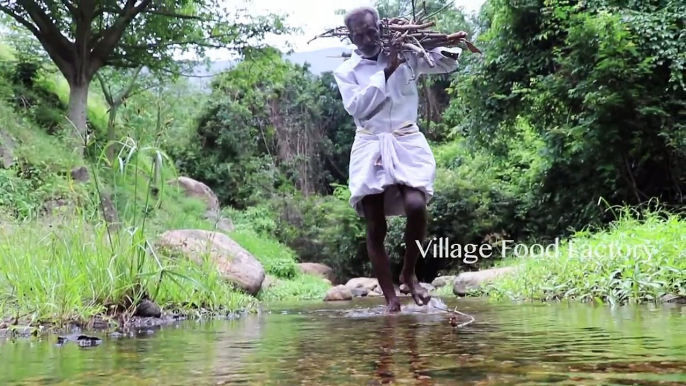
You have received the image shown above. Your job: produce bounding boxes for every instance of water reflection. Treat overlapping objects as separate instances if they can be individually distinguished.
[0,297,685,385]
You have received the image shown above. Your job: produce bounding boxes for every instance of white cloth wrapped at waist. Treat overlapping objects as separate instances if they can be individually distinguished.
[348,121,436,218]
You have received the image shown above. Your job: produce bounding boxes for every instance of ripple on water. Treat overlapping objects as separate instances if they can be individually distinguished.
[0,298,685,385]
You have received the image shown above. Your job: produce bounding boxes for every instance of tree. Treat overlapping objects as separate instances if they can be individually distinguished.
[0,0,288,155]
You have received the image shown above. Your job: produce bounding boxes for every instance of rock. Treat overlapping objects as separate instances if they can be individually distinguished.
[369,284,402,297]
[0,131,16,169]
[261,275,277,290]
[421,282,435,292]
[351,287,368,297]
[322,279,332,286]
[56,334,102,347]
[662,294,686,304]
[204,210,235,232]
[167,176,220,215]
[399,282,435,294]
[215,217,235,232]
[367,287,383,298]
[345,277,379,292]
[135,299,161,318]
[70,166,89,182]
[158,229,265,295]
[324,285,353,301]
[431,275,455,288]
[453,266,517,296]
[297,262,336,283]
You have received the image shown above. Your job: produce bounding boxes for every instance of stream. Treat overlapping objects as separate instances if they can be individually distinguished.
[1,297,685,385]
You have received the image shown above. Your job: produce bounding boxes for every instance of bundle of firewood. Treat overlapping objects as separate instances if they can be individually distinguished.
[310,7,481,69]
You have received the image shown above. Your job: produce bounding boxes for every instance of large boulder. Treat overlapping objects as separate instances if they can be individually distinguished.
[167,176,235,232]
[324,285,353,301]
[453,266,517,296]
[297,263,336,283]
[167,176,220,215]
[345,277,379,292]
[158,229,265,295]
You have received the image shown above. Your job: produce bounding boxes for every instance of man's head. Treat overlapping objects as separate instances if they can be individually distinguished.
[344,6,382,58]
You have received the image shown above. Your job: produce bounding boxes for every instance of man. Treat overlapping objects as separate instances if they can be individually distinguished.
[333,6,466,314]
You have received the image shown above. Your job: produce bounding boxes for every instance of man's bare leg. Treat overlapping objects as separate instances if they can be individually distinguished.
[398,185,431,306]
[361,192,401,313]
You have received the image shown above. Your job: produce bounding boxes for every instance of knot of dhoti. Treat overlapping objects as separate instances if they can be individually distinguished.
[355,122,419,182]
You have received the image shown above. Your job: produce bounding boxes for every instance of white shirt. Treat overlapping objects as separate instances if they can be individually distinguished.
[333,46,461,134]
[333,46,462,217]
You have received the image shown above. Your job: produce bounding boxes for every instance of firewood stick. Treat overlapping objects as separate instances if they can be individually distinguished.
[388,21,435,31]
[410,36,435,67]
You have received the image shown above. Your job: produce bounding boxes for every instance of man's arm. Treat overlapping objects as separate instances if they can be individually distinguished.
[333,68,388,119]
[408,46,462,76]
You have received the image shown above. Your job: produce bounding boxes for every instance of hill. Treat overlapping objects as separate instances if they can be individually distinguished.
[188,47,352,88]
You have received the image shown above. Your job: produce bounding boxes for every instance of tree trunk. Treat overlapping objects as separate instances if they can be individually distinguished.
[67,80,90,156]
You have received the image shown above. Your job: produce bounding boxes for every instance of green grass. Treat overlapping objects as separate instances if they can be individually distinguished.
[479,206,686,305]
[258,273,332,302]
[0,215,257,329]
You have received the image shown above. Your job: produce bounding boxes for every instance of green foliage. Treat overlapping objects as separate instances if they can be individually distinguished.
[0,1,289,73]
[445,0,686,240]
[257,273,332,302]
[480,207,686,305]
[228,229,299,280]
[263,186,369,282]
[170,48,352,209]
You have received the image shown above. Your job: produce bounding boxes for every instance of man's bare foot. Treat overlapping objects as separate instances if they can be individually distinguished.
[385,298,402,314]
[399,273,431,306]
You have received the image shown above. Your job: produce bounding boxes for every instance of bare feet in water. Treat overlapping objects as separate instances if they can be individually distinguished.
[399,273,431,306]
[385,298,402,314]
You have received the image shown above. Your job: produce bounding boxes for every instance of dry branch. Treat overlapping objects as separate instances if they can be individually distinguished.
[308,14,482,62]
[449,306,475,328]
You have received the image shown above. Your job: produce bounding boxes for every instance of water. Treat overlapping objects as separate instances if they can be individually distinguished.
[1,297,685,385]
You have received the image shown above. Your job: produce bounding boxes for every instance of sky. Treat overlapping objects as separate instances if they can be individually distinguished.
[194,0,486,61]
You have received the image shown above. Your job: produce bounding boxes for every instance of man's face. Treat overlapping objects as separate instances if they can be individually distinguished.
[348,13,381,58]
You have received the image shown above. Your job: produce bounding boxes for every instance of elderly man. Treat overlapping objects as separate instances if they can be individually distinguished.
[333,6,465,313]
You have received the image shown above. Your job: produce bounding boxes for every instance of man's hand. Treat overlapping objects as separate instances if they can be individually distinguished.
[384,34,406,80]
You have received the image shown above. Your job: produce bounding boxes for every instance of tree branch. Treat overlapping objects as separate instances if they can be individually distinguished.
[114,65,143,104]
[16,0,72,50]
[0,5,40,36]
[88,0,152,77]
[95,71,114,105]
[141,9,203,19]
[59,0,76,14]
[104,58,142,69]
[1,3,75,76]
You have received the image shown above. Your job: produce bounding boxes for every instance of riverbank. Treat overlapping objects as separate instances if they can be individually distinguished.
[449,207,686,306]
[0,211,332,337]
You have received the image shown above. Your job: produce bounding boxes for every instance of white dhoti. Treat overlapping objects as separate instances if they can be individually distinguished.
[348,122,436,217]
[332,45,461,218]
